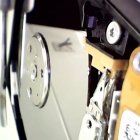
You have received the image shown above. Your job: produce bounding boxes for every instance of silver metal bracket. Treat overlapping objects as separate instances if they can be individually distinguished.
[79,114,106,140]
[79,70,109,140]
[79,70,118,140]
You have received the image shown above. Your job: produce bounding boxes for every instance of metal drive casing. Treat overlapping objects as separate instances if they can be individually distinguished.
[19,24,88,140]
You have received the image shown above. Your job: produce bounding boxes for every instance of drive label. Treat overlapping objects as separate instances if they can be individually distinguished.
[118,110,140,140]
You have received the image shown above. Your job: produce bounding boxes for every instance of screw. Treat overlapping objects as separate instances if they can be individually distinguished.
[106,21,121,45]
[133,52,140,73]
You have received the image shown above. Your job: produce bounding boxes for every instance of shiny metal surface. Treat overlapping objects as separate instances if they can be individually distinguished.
[79,69,118,140]
[20,33,50,108]
[79,71,109,140]
[19,24,88,140]
[79,114,105,140]
[24,0,34,12]
[0,8,8,127]
[106,21,121,45]
[0,0,14,10]
[133,52,140,73]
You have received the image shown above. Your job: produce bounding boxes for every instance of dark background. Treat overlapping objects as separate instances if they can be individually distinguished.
[27,0,85,30]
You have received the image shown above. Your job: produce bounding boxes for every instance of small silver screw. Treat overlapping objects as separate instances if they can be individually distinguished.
[133,52,140,73]
[106,21,121,45]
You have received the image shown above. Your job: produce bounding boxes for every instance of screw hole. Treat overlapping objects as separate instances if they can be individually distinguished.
[100,87,102,91]
[41,69,43,78]
[27,88,32,98]
[30,45,32,53]
[86,120,92,129]
[95,101,98,106]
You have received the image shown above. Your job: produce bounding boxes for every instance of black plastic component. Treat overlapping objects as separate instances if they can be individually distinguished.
[83,1,103,29]
[83,0,139,58]
[102,30,138,57]
[27,0,83,30]
[87,55,100,106]
[107,0,140,40]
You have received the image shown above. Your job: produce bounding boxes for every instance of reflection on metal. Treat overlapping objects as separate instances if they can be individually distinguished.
[23,0,35,13]
[20,33,51,108]
[133,52,140,73]
[108,91,121,140]
[0,0,10,126]
[0,90,6,127]
[79,69,119,140]
[79,70,109,140]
